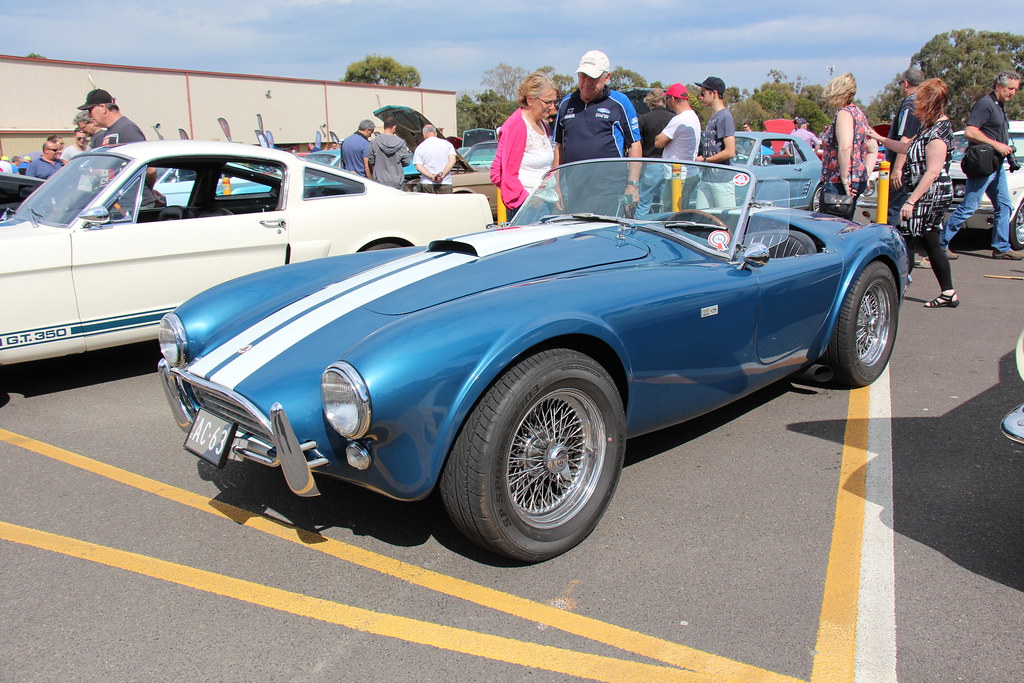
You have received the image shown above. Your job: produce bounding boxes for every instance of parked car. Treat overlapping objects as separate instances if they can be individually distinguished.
[0,140,490,366]
[460,140,498,170]
[0,171,43,215]
[732,132,823,209]
[856,121,1024,250]
[373,105,498,217]
[158,157,907,562]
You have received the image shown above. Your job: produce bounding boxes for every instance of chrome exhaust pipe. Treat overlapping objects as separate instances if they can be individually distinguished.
[798,364,834,383]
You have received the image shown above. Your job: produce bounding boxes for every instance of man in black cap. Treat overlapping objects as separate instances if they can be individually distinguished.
[694,76,736,208]
[77,89,146,147]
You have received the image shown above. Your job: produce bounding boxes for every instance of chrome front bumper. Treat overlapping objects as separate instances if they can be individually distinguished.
[159,360,327,496]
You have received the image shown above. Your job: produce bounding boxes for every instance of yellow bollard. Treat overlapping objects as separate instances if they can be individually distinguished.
[671,164,682,212]
[221,176,232,196]
[875,160,890,224]
[495,188,507,224]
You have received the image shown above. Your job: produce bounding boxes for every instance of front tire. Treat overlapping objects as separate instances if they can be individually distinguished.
[440,349,625,562]
[826,262,899,387]
[1010,204,1024,251]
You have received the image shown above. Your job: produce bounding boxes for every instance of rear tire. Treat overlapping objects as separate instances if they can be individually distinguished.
[440,349,625,562]
[810,184,823,212]
[826,262,899,387]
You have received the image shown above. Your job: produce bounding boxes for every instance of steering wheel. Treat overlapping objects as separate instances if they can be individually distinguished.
[667,209,728,229]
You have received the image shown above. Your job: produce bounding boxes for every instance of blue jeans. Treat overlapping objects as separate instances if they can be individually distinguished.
[636,163,668,216]
[941,167,1013,252]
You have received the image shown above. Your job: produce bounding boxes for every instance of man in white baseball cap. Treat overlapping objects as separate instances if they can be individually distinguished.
[552,50,642,211]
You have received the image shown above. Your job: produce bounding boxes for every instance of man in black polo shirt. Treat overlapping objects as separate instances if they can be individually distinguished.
[941,70,1022,259]
[553,50,642,214]
[887,68,924,227]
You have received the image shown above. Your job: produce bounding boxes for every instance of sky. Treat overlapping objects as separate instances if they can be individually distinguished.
[3,1,1016,104]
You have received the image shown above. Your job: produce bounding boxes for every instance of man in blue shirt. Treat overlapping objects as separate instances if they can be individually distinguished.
[887,69,923,228]
[553,50,642,213]
[342,120,375,177]
[26,141,64,180]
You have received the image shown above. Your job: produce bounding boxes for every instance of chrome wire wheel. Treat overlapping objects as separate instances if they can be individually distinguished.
[856,281,891,367]
[506,388,606,529]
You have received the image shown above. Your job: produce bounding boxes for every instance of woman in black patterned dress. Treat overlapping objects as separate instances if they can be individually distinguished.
[868,78,958,308]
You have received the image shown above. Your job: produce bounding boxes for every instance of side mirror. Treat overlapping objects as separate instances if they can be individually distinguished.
[78,206,110,227]
[740,242,770,269]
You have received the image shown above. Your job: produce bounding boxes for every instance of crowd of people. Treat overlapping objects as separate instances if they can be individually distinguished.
[6,59,1020,310]
[486,52,1021,310]
[2,88,146,180]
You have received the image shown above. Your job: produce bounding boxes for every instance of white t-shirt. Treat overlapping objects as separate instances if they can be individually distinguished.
[517,113,554,194]
[413,136,456,184]
[661,110,701,161]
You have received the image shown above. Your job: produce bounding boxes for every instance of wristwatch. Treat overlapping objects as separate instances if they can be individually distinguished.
[626,180,639,187]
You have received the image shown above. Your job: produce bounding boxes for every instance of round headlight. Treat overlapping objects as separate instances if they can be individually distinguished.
[158,314,188,368]
[322,362,371,439]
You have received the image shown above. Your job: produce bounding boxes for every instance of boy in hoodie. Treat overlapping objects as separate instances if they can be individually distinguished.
[367,118,413,189]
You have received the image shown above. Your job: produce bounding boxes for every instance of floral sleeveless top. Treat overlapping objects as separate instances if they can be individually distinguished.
[821,104,872,183]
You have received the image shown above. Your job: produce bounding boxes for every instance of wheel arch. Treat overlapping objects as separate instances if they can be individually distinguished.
[431,327,631,491]
[810,251,905,364]
[357,237,413,252]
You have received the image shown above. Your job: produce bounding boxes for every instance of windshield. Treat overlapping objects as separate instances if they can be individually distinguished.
[508,158,764,253]
[13,154,130,226]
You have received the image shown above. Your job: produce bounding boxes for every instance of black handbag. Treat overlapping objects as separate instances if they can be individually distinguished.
[821,192,854,217]
[961,143,1000,178]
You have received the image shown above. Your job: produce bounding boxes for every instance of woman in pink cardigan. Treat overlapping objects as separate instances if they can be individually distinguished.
[490,73,558,218]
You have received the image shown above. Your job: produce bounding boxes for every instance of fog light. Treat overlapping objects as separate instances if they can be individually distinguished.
[346,442,371,470]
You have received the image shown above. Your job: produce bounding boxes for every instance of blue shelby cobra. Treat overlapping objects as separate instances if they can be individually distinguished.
[159,158,908,562]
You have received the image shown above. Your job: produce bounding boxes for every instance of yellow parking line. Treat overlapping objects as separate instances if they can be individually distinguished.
[810,386,870,682]
[0,428,799,683]
[0,521,700,683]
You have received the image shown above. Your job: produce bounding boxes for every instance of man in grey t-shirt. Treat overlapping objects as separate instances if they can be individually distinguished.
[694,76,736,208]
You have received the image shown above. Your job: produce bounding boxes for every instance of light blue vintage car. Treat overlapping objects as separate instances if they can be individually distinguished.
[732,132,823,209]
[159,157,907,561]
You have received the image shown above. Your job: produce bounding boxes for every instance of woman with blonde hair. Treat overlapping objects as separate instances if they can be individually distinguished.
[490,72,558,218]
[868,78,958,308]
[819,72,878,219]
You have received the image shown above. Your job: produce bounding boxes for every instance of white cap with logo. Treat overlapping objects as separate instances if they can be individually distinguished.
[576,50,610,78]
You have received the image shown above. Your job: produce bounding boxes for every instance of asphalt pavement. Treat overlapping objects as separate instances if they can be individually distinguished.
[0,229,1021,682]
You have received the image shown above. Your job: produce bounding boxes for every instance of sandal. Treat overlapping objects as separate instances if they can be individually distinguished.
[924,291,959,308]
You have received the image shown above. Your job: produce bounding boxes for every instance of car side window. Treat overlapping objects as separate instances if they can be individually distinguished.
[303,167,365,199]
[106,170,146,223]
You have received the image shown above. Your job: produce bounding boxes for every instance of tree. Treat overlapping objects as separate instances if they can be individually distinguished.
[608,67,647,91]
[456,90,518,133]
[481,63,528,101]
[343,55,421,88]
[914,29,1023,125]
[868,30,1024,128]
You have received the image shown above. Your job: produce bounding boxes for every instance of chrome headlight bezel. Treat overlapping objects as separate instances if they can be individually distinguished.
[158,314,189,368]
[321,362,371,439]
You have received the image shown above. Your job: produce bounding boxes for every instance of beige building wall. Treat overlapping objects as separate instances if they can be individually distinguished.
[0,55,456,159]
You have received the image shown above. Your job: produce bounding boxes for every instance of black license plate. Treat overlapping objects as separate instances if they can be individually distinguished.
[184,409,236,468]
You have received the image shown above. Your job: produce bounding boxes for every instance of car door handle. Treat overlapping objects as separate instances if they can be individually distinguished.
[260,219,286,229]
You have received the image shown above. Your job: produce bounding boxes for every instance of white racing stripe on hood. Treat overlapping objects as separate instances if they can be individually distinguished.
[450,222,606,257]
[189,251,437,379]
[209,252,477,389]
